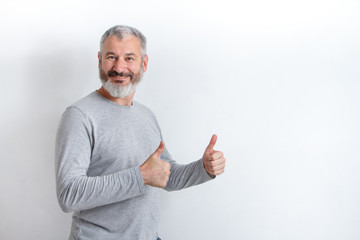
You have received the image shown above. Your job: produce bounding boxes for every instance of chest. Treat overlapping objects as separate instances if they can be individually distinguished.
[87,110,162,176]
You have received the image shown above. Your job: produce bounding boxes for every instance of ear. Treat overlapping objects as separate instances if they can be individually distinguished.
[98,52,101,68]
[142,55,149,73]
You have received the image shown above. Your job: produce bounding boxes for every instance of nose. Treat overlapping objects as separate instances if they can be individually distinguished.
[113,58,127,72]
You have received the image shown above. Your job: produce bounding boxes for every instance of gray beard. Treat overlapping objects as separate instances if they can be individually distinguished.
[98,61,144,98]
[100,79,137,98]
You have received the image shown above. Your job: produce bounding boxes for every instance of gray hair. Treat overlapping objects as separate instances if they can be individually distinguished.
[100,25,147,57]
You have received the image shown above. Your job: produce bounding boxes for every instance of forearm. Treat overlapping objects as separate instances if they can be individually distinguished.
[56,166,145,213]
[164,159,214,191]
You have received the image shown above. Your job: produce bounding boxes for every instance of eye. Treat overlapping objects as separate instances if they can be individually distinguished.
[107,55,116,60]
[126,57,135,61]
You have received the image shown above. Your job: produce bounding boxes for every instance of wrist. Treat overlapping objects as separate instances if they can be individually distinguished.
[202,158,215,179]
[139,164,149,185]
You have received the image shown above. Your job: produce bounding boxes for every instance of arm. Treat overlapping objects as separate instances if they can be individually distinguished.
[55,107,146,213]
[163,134,226,191]
[164,158,214,191]
[160,144,214,192]
[138,141,213,191]
[139,111,225,191]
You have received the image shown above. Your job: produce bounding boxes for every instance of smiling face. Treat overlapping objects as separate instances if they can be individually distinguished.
[98,35,148,98]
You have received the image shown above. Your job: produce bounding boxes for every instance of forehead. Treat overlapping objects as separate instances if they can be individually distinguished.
[102,35,142,54]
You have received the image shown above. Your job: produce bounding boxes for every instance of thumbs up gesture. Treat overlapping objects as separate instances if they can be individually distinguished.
[140,142,171,188]
[202,134,226,176]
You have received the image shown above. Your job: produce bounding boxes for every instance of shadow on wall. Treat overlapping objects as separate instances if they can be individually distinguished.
[2,39,96,239]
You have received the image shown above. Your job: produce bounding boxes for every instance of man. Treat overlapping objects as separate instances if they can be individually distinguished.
[55,25,226,240]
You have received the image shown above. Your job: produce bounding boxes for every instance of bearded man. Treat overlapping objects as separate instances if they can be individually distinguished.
[55,25,226,240]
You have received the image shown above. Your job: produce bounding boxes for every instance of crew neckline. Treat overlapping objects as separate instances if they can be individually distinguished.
[94,90,136,108]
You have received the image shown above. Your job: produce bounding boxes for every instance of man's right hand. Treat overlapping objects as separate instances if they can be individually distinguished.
[140,142,171,188]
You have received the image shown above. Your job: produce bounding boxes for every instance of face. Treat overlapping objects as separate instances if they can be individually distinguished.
[98,35,148,98]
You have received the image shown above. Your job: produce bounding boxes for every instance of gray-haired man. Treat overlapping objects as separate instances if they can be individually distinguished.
[55,25,226,240]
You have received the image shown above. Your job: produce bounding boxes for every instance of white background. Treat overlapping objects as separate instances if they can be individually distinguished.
[1,0,360,239]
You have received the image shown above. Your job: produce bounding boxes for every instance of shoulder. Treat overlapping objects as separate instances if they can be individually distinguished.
[71,91,103,112]
[58,91,102,124]
[62,91,112,119]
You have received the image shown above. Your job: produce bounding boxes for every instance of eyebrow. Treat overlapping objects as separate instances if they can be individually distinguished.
[105,51,116,56]
[104,52,137,57]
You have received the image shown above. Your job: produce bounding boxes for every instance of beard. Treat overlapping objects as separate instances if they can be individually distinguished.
[99,65,143,98]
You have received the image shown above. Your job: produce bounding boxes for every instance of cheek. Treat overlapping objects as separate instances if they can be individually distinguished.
[101,60,113,70]
[130,62,142,72]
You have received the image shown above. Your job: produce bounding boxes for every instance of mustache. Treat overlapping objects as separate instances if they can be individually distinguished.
[108,70,134,79]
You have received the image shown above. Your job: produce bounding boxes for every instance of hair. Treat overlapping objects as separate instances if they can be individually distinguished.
[100,25,147,57]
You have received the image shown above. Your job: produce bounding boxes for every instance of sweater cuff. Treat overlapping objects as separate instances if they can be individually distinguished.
[133,166,146,194]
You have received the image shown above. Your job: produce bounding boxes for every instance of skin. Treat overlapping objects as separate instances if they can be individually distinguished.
[97,35,226,188]
[140,142,171,188]
[202,134,226,176]
[97,35,148,106]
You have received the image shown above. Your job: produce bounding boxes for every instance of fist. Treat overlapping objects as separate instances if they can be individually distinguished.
[140,142,171,188]
[202,134,226,176]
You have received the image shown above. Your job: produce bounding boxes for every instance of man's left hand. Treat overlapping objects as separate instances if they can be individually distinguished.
[202,134,226,176]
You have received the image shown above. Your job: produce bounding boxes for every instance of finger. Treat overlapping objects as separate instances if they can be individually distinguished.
[210,151,223,161]
[207,157,226,167]
[211,162,226,171]
[154,141,165,157]
[213,169,225,176]
[207,164,225,175]
[206,134,217,151]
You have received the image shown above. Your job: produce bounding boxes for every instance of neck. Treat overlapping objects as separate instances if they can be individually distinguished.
[97,86,135,106]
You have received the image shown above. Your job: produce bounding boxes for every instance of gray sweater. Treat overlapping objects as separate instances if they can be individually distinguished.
[55,91,213,240]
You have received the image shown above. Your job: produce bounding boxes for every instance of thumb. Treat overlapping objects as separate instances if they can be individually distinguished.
[206,134,217,153]
[154,141,165,157]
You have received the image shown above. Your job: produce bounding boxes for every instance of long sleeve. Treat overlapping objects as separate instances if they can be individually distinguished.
[55,92,210,239]
[160,143,214,192]
[55,107,146,213]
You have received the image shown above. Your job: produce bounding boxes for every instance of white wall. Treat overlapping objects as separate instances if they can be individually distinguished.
[1,0,359,239]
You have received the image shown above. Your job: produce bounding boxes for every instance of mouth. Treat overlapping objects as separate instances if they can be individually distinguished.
[111,76,131,83]
[108,70,134,80]
[109,76,132,86]
[114,79,125,84]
